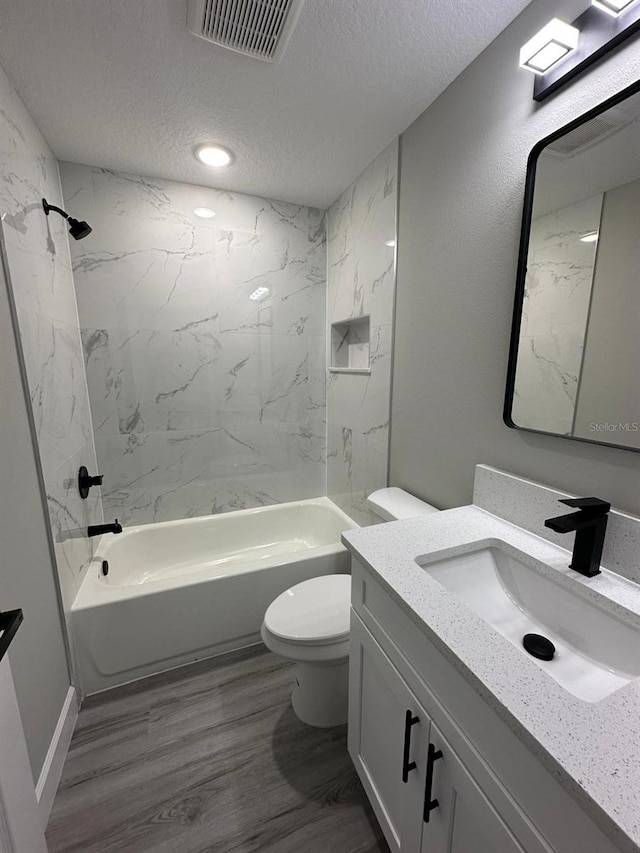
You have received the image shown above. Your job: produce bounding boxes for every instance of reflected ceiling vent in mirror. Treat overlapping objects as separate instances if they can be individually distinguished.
[546,110,633,157]
[187,0,305,62]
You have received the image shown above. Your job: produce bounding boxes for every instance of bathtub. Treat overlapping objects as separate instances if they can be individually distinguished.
[71,497,358,695]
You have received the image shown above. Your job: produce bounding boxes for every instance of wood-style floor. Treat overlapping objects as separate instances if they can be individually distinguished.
[46,646,389,853]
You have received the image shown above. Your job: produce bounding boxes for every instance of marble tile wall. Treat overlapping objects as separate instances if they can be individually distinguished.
[326,140,398,524]
[512,194,602,435]
[60,164,327,525]
[0,71,102,621]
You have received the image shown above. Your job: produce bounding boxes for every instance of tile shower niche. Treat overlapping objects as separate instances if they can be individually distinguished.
[330,316,371,374]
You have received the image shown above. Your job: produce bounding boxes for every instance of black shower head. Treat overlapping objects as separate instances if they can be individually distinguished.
[42,198,92,241]
[67,217,92,240]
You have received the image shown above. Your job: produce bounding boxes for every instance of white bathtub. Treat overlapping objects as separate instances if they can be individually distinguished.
[71,497,358,695]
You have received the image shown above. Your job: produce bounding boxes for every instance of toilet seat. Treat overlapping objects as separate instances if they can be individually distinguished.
[260,627,350,663]
[263,574,351,645]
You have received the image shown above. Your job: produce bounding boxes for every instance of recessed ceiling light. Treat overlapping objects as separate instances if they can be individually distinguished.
[579,231,599,243]
[385,239,396,247]
[592,0,639,15]
[519,19,579,75]
[195,144,234,167]
[194,207,216,219]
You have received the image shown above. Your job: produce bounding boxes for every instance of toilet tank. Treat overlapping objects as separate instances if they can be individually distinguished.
[366,487,439,522]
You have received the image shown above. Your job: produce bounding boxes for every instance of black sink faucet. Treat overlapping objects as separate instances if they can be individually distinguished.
[544,497,610,578]
[88,519,123,537]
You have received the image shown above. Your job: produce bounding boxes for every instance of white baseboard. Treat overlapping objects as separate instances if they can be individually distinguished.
[35,686,77,828]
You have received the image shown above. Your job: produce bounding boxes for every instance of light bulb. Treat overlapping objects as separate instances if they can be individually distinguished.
[195,144,234,167]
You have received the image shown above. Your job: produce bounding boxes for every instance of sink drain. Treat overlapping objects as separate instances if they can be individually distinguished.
[522,633,555,661]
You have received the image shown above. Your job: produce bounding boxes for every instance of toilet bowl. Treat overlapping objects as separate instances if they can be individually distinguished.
[261,488,439,727]
[261,574,351,727]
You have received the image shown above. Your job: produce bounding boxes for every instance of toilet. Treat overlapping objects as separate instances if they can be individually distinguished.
[261,487,439,727]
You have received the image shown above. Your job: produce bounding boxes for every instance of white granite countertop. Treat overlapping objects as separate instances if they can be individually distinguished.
[342,505,640,853]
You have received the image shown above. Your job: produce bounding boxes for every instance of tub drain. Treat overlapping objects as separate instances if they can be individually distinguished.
[522,633,555,661]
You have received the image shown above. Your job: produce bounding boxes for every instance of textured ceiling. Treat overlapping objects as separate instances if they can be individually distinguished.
[0,0,531,208]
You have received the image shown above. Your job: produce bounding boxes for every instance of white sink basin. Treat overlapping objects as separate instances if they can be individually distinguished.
[416,545,640,702]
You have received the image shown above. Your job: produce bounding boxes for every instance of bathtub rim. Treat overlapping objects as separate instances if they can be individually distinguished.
[72,497,359,610]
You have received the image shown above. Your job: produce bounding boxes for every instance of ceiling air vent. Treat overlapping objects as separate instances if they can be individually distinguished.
[187,0,305,63]
[546,110,633,157]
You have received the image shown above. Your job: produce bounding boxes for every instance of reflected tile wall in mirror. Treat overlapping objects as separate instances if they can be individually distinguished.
[512,194,602,435]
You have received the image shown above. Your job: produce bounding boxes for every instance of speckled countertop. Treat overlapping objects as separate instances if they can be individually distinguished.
[342,506,640,853]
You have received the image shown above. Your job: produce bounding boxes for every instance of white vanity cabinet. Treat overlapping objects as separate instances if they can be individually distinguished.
[350,613,528,853]
[424,720,523,853]
[348,558,622,853]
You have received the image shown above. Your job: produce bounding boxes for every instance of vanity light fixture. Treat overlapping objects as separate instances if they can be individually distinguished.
[249,287,270,301]
[592,0,639,15]
[579,231,599,242]
[519,19,579,74]
[525,3,640,100]
[195,144,234,167]
[194,207,216,218]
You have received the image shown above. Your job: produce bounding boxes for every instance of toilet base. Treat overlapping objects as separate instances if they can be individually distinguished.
[291,659,349,728]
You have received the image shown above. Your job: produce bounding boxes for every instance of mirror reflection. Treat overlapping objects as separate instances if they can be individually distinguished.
[508,86,640,451]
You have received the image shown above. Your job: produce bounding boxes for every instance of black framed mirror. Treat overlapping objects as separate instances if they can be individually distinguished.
[504,79,640,453]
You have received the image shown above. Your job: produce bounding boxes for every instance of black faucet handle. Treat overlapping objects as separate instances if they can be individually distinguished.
[559,497,611,516]
[78,466,104,499]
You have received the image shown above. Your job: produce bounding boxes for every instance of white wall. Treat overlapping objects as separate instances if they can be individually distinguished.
[0,220,70,784]
[391,0,640,516]
[326,141,398,524]
[60,164,327,525]
[0,64,102,624]
[0,54,101,781]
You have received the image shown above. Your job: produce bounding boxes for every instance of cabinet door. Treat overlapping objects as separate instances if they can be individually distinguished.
[349,614,429,853]
[421,722,526,853]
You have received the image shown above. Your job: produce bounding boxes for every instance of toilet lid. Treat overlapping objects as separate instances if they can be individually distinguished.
[264,575,351,645]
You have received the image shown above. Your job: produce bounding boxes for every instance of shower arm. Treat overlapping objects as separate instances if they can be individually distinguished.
[42,199,70,220]
[41,197,92,241]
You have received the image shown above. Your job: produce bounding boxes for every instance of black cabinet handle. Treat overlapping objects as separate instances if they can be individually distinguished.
[423,742,443,822]
[402,710,419,782]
